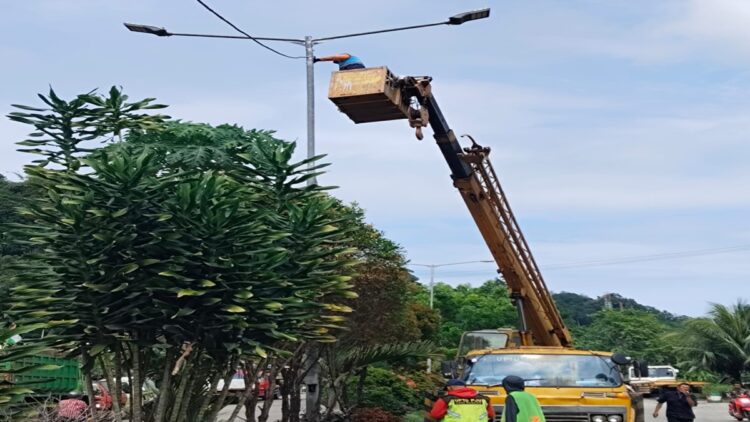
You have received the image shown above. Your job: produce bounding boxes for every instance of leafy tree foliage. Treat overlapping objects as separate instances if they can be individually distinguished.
[0,177,37,256]
[337,204,423,345]
[348,367,419,416]
[575,309,678,363]
[431,279,517,348]
[676,300,750,382]
[5,88,357,422]
[553,291,684,327]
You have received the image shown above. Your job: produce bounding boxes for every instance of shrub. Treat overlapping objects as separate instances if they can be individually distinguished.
[351,407,401,422]
[403,411,425,422]
[353,367,420,415]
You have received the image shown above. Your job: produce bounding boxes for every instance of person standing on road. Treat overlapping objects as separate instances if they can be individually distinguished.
[500,375,546,422]
[429,379,495,421]
[653,383,697,422]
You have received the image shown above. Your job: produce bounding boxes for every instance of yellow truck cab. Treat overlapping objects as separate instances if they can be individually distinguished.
[443,330,644,422]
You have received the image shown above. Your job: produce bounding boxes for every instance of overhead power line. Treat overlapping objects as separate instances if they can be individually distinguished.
[407,244,750,273]
[543,244,750,270]
[195,0,305,59]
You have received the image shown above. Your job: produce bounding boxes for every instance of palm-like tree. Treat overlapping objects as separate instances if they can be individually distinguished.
[679,300,750,381]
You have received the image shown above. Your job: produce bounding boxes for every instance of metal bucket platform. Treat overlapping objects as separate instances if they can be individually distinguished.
[327,67,409,124]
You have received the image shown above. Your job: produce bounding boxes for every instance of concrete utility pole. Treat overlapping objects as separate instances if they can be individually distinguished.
[302,349,321,422]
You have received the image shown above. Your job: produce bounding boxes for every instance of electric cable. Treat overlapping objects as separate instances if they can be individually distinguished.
[195,0,305,59]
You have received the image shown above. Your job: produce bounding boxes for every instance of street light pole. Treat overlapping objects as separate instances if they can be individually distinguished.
[124,8,490,187]
[429,265,436,309]
[410,259,495,372]
[304,36,316,183]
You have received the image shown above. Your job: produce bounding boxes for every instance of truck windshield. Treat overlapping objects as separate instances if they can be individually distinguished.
[464,354,622,388]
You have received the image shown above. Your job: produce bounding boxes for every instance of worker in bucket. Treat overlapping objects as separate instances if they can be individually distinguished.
[429,379,495,421]
[313,53,365,70]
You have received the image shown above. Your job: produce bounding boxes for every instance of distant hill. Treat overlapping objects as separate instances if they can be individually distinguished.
[552,291,686,327]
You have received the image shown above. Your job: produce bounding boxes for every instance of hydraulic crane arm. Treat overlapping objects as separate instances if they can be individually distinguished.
[328,68,572,347]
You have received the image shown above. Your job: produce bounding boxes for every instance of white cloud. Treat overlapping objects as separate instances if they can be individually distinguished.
[667,0,750,56]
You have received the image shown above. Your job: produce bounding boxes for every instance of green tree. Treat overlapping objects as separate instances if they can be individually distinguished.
[553,291,685,327]
[575,309,677,363]
[0,176,37,257]
[6,88,357,422]
[677,300,750,382]
[432,279,517,348]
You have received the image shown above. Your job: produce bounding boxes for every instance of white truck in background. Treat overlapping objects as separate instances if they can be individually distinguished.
[628,365,705,396]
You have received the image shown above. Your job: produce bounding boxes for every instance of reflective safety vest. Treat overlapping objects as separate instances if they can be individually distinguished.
[443,395,490,422]
[501,391,546,422]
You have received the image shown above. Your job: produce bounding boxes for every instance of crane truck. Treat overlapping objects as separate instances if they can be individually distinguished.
[327,67,645,422]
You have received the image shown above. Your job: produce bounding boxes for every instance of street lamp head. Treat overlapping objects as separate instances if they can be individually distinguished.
[124,23,171,37]
[447,8,491,25]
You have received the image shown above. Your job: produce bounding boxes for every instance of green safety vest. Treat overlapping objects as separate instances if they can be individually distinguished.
[501,391,546,422]
[444,395,490,422]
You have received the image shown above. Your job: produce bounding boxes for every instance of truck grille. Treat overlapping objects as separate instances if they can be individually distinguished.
[544,413,591,422]
[491,405,627,422]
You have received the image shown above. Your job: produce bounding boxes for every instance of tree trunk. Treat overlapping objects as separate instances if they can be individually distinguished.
[243,359,264,422]
[289,384,301,422]
[197,368,222,421]
[355,367,367,406]
[258,359,279,422]
[176,368,199,422]
[153,348,176,422]
[114,345,124,420]
[169,358,194,422]
[130,342,144,422]
[205,357,238,422]
[82,353,99,422]
[99,355,123,422]
[282,347,306,422]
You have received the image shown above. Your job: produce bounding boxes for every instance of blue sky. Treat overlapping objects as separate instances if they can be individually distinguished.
[2,1,749,316]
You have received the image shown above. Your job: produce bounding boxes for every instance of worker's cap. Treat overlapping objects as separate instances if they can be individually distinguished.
[502,375,526,391]
[446,379,466,387]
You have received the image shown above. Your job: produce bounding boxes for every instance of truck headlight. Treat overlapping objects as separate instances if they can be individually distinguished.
[591,415,606,422]
[608,415,623,422]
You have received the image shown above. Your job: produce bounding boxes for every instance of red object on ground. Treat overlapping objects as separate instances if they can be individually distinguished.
[57,398,87,419]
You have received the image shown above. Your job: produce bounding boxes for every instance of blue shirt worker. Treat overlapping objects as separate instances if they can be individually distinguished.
[314,53,365,70]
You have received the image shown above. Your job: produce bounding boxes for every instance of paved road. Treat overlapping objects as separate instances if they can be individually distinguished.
[645,398,729,422]
[218,398,304,422]
[216,398,729,422]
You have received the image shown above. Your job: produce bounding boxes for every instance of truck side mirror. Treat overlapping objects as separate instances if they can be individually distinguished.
[441,361,456,378]
[611,353,631,366]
